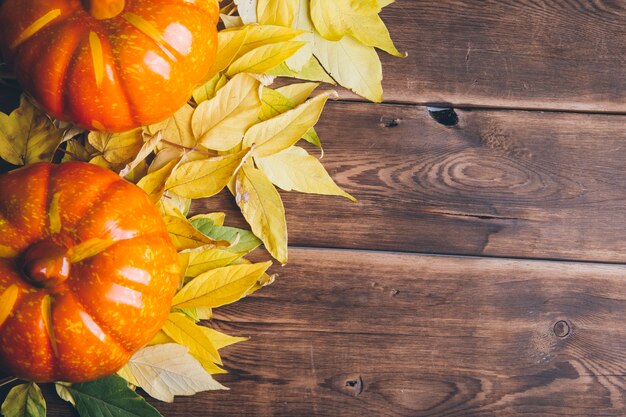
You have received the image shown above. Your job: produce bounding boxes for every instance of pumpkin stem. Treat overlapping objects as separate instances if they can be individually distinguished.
[81,0,125,20]
[21,241,71,289]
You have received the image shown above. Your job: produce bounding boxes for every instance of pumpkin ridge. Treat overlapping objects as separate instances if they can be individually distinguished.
[106,34,142,126]
[61,26,92,124]
[70,289,137,353]
[65,175,128,238]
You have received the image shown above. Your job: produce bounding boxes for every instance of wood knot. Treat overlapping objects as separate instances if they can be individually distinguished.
[345,376,364,396]
[553,320,571,338]
[427,106,459,127]
[380,117,400,128]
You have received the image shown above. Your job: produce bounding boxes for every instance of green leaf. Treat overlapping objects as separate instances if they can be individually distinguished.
[235,164,288,263]
[58,375,163,417]
[191,218,263,255]
[1,383,46,417]
[268,58,334,84]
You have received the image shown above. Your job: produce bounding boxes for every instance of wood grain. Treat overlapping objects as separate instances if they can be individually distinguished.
[362,0,626,112]
[107,247,626,416]
[193,101,626,263]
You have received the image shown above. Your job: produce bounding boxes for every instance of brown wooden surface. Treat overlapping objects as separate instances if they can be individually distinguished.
[3,0,626,416]
[373,0,626,112]
[194,102,626,263]
[36,249,626,416]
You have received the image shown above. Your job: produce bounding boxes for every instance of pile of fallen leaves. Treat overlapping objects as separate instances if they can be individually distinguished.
[0,1,401,416]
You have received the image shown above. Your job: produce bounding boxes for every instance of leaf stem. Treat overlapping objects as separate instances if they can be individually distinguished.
[0,377,18,388]
[161,139,218,157]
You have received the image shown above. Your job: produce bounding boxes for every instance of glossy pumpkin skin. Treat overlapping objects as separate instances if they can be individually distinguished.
[0,162,180,382]
[0,0,219,132]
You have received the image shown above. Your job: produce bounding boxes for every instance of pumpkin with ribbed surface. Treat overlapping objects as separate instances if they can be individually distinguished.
[0,0,219,132]
[0,162,179,382]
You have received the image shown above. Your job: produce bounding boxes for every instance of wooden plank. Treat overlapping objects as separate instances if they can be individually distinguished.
[193,101,626,263]
[364,1,626,111]
[117,248,626,416]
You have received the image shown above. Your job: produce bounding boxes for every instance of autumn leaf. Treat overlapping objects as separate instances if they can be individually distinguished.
[137,159,179,203]
[1,383,46,417]
[314,33,383,102]
[191,217,262,255]
[0,96,65,165]
[244,91,334,157]
[226,40,306,77]
[183,247,242,277]
[255,146,355,200]
[172,261,272,309]
[164,149,249,199]
[88,128,143,167]
[235,164,287,263]
[310,0,404,57]
[268,58,335,84]
[192,73,261,151]
[118,344,227,403]
[257,0,299,26]
[162,313,225,374]
[163,216,229,251]
[147,104,195,149]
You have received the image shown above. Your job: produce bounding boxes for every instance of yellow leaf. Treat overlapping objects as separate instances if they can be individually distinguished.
[198,327,248,350]
[192,73,261,151]
[193,74,228,105]
[0,96,65,165]
[137,159,179,203]
[310,0,403,57]
[255,146,356,201]
[235,164,287,263]
[257,0,299,26]
[205,26,250,81]
[220,13,243,28]
[172,261,272,309]
[88,128,143,166]
[163,216,229,251]
[118,344,227,403]
[150,147,186,173]
[119,131,163,177]
[165,149,248,199]
[244,92,334,157]
[234,0,258,24]
[276,82,320,105]
[226,41,306,77]
[314,34,383,102]
[148,331,175,346]
[189,213,226,227]
[284,0,314,71]
[61,139,93,163]
[225,25,304,57]
[268,57,334,84]
[162,313,225,374]
[184,247,242,278]
[147,104,195,149]
[259,87,295,121]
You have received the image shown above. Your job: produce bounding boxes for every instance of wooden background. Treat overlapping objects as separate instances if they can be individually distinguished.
[4,0,626,416]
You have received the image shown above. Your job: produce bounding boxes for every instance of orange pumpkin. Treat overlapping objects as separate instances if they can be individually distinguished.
[0,162,180,382]
[0,0,219,132]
